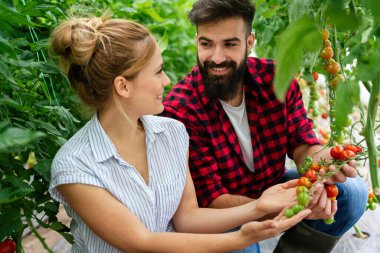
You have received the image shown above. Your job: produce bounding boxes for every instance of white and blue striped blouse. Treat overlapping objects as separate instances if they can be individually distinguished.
[49,114,189,253]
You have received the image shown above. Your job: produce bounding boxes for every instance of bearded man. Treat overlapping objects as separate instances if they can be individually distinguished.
[162,1,367,252]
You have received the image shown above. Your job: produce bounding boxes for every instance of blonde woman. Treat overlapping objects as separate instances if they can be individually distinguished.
[48,17,315,253]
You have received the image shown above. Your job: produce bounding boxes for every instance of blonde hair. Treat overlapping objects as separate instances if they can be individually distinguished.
[50,16,155,109]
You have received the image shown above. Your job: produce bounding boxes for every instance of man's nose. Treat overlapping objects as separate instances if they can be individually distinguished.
[211,47,226,65]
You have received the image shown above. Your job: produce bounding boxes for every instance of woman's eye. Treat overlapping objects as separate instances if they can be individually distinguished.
[156,68,163,74]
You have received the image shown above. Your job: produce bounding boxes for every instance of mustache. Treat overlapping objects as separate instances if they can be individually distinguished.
[204,60,235,69]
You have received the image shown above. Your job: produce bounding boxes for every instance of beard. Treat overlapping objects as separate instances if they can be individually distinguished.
[198,55,247,102]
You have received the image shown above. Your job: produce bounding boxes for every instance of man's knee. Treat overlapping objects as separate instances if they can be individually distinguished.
[336,176,368,221]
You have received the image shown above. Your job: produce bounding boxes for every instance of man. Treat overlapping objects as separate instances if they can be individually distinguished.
[162,0,368,252]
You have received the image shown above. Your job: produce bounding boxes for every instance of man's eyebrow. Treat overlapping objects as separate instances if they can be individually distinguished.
[224,37,241,42]
[198,36,212,42]
[198,36,241,42]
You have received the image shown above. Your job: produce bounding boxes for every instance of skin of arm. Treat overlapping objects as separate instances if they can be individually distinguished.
[58,184,244,253]
[58,170,311,252]
[172,170,264,233]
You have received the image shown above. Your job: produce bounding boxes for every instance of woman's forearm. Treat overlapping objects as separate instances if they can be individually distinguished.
[173,200,263,233]
[134,231,242,253]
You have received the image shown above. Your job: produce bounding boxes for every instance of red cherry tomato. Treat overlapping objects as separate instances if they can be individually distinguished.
[0,239,16,253]
[356,146,363,153]
[327,61,341,75]
[344,144,358,153]
[297,176,312,188]
[343,150,356,160]
[369,189,375,199]
[321,29,330,41]
[330,146,344,160]
[312,71,319,81]
[305,169,318,183]
[310,163,320,172]
[320,47,334,60]
[325,184,339,200]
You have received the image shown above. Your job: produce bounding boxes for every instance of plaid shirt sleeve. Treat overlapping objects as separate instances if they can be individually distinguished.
[163,98,229,207]
[285,79,321,158]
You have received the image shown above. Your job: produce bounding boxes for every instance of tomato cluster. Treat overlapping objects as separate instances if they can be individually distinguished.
[284,179,311,218]
[0,239,16,253]
[330,144,362,160]
[367,188,378,211]
[320,29,344,86]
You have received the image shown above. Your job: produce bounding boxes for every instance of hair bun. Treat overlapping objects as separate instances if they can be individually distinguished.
[51,17,106,70]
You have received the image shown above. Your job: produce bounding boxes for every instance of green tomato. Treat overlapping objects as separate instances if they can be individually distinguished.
[369,202,377,210]
[335,132,345,143]
[298,166,308,175]
[291,204,305,215]
[296,186,309,195]
[304,156,313,168]
[323,218,335,225]
[285,208,295,218]
[297,192,310,207]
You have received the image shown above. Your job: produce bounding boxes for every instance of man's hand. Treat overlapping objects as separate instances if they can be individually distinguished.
[304,183,337,220]
[329,160,357,183]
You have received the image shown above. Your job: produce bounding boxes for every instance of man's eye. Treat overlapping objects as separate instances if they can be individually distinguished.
[225,43,237,47]
[200,42,211,47]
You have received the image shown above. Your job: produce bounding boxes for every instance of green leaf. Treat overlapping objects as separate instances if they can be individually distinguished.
[0,212,23,240]
[288,0,313,22]
[29,118,62,136]
[274,17,321,101]
[6,175,33,190]
[0,36,17,58]
[120,7,137,13]
[158,31,168,53]
[327,0,361,31]
[44,202,59,213]
[50,221,64,231]
[0,60,16,84]
[33,159,52,182]
[0,127,46,152]
[364,0,380,22]
[0,187,33,204]
[0,98,27,112]
[335,79,360,133]
[59,232,74,244]
[144,9,163,23]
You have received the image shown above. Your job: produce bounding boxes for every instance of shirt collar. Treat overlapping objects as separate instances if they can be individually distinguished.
[88,113,118,163]
[140,115,166,144]
[88,114,166,163]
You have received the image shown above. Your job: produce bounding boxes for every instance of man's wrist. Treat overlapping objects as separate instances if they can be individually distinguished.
[209,194,254,208]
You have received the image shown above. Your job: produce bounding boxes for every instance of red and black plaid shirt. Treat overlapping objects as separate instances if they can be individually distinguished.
[162,57,319,207]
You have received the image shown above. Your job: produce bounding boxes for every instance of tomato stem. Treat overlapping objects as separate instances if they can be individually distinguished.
[364,72,380,201]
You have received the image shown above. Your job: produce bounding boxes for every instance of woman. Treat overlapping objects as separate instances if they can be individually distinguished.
[48,16,313,252]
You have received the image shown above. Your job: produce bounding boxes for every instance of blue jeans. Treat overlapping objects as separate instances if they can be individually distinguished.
[280,169,368,237]
[226,226,261,253]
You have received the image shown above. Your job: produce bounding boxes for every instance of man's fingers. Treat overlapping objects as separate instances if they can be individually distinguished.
[309,184,323,207]
[341,164,357,178]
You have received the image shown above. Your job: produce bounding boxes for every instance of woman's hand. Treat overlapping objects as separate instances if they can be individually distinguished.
[238,207,311,248]
[255,179,299,215]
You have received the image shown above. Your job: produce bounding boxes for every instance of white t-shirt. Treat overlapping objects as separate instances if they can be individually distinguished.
[220,95,254,172]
